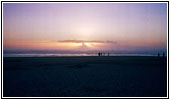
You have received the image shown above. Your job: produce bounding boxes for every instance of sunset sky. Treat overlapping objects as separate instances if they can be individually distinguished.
[3,3,167,53]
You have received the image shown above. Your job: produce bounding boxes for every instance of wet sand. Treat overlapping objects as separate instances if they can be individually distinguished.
[3,56,167,97]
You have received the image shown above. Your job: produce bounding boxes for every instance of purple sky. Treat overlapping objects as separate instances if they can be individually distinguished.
[3,3,167,53]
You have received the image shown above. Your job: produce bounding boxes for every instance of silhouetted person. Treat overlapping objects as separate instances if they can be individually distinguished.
[108,53,110,56]
[98,52,100,56]
[163,52,165,57]
[158,52,160,57]
[101,53,102,56]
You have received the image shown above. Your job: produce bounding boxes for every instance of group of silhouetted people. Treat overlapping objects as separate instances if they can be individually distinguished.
[158,52,165,57]
[98,52,110,56]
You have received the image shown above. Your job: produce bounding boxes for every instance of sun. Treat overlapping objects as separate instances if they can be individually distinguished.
[84,42,90,46]
[81,42,90,46]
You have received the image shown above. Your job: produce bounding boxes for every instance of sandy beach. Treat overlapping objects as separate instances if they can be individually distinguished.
[3,56,167,97]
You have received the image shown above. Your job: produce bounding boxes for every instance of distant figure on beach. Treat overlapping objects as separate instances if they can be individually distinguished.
[101,53,102,56]
[158,52,160,57]
[163,52,165,57]
[108,53,110,56]
[98,52,100,56]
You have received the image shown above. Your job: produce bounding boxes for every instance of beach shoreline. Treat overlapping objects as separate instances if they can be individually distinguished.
[3,56,167,97]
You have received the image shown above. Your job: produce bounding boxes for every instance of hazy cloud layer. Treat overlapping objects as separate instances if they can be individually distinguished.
[57,40,117,44]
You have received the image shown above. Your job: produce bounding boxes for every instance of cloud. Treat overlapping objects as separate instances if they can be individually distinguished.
[57,40,117,44]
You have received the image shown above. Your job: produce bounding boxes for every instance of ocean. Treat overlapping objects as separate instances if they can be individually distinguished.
[3,53,156,57]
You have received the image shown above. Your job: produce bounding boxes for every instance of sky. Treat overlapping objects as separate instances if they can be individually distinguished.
[3,3,167,53]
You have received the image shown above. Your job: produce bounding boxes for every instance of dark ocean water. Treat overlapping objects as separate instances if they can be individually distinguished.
[3,53,157,57]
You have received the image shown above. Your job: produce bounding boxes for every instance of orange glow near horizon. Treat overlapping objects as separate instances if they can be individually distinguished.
[3,39,166,51]
[3,40,103,50]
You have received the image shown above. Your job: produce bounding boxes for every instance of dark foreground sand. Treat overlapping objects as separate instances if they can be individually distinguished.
[3,56,167,97]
